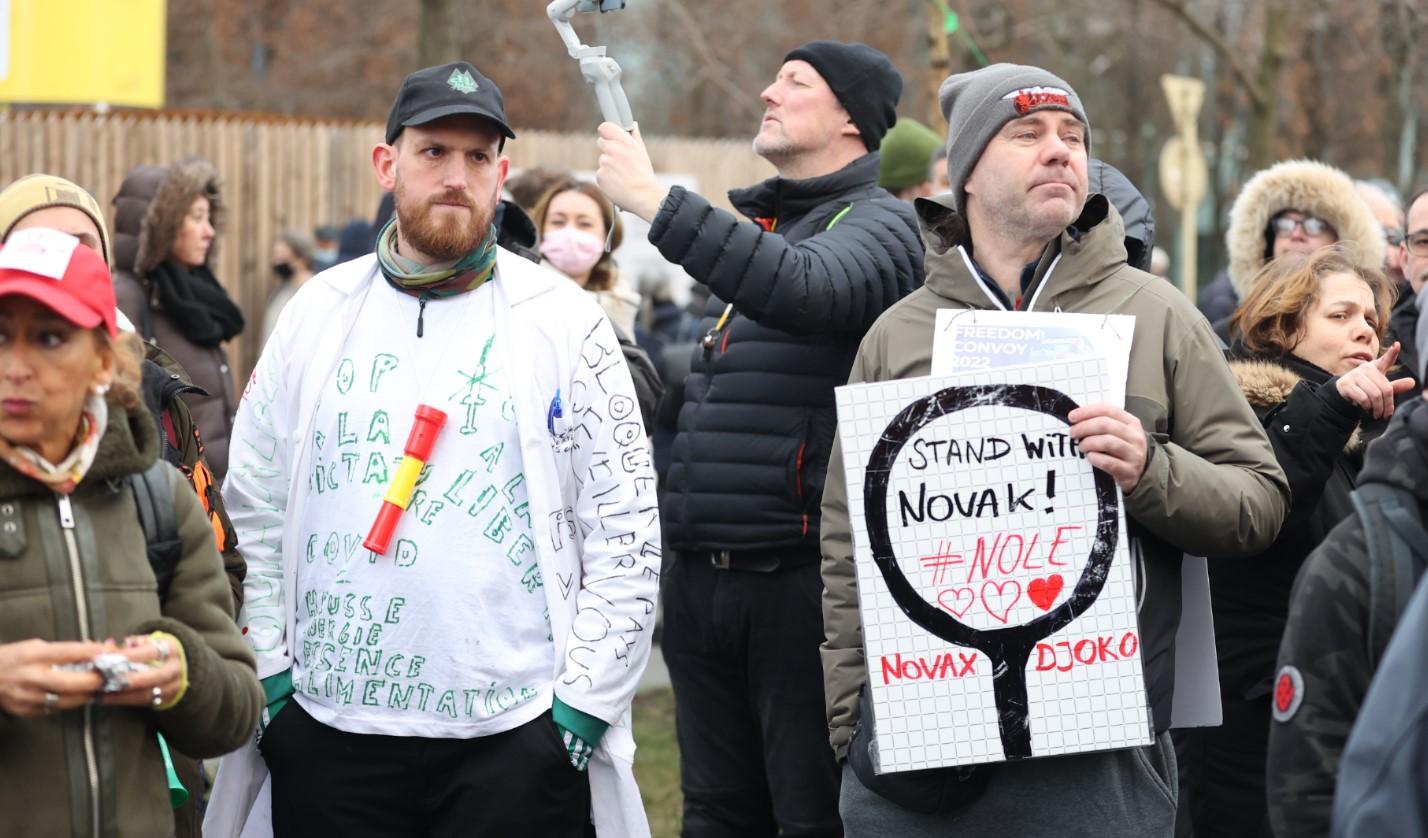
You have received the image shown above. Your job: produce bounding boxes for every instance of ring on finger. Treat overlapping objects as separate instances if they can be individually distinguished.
[151,686,163,708]
[43,691,60,714]
[153,638,170,665]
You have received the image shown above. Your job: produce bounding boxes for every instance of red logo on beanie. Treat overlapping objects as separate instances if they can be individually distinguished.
[1003,86,1072,116]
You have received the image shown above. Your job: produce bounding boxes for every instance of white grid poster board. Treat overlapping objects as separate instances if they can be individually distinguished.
[835,358,1153,772]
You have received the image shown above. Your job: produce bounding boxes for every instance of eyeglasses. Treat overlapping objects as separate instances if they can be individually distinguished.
[1271,215,1334,238]
[1385,228,1404,248]
[1406,232,1428,258]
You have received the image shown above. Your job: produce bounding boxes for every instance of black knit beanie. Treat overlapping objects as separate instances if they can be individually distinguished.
[784,41,902,151]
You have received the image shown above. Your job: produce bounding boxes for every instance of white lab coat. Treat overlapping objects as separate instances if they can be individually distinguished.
[204,250,658,838]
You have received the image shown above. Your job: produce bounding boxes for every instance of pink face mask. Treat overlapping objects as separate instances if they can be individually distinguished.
[540,226,605,278]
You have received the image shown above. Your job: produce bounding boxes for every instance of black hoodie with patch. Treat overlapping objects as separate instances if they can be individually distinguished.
[1210,352,1378,698]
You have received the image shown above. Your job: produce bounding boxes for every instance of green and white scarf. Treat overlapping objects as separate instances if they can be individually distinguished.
[0,391,107,494]
[375,218,499,299]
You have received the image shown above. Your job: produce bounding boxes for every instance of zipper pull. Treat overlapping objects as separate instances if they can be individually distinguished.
[417,293,431,338]
[57,494,75,529]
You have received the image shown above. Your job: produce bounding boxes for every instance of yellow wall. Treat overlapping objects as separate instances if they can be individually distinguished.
[0,0,165,108]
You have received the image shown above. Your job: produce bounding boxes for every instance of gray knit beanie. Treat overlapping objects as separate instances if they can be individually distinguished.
[939,64,1090,217]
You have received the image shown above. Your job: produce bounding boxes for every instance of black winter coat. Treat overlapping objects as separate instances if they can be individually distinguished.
[1199,270,1239,326]
[1209,353,1377,698]
[1389,280,1420,386]
[649,154,924,553]
[1267,396,1428,838]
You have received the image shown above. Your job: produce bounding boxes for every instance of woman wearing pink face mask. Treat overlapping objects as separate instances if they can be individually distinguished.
[533,178,642,337]
[533,178,663,435]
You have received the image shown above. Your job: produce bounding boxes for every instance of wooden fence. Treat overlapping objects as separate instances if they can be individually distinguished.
[0,109,772,378]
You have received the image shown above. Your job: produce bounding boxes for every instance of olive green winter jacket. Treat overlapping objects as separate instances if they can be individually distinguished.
[819,194,1290,759]
[0,395,262,838]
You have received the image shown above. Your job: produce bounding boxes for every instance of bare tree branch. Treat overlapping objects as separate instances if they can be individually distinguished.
[1147,0,1266,108]
[661,0,764,124]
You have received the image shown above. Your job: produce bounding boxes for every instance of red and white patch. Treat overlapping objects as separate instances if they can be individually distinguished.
[1271,665,1304,722]
[0,227,80,279]
[1002,86,1071,116]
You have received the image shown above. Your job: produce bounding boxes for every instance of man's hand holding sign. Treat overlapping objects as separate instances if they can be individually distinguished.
[1068,403,1149,493]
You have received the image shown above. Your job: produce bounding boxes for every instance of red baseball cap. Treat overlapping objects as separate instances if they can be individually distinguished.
[0,228,117,337]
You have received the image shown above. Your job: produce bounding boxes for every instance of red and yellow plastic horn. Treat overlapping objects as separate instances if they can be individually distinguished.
[364,404,447,555]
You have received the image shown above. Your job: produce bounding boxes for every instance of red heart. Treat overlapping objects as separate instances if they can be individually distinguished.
[1027,575,1064,611]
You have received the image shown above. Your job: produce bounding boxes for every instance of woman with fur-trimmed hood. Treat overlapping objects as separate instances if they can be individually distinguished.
[113,159,244,482]
[1210,159,1386,342]
[1180,248,1412,837]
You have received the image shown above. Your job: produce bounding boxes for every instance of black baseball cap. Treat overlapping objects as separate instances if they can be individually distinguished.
[384,61,516,145]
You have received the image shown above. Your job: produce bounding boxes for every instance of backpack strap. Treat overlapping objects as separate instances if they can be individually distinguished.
[1353,482,1428,663]
[128,462,182,604]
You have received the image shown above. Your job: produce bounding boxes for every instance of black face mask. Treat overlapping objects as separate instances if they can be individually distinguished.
[273,262,295,281]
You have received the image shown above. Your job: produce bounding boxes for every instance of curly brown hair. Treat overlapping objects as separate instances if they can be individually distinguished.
[531,177,623,292]
[1229,246,1395,358]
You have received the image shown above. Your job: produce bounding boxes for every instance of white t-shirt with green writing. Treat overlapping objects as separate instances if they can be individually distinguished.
[292,279,550,738]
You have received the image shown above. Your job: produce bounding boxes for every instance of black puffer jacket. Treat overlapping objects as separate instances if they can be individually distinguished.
[1209,353,1378,699]
[649,153,924,552]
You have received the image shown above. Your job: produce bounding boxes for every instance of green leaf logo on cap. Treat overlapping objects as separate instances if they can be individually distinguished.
[447,68,479,95]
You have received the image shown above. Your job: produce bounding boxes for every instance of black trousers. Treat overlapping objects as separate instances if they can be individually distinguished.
[662,556,843,837]
[1174,696,1274,838]
[261,701,592,838]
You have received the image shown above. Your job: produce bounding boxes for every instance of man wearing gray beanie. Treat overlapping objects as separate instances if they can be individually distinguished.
[596,41,924,836]
[819,63,1289,835]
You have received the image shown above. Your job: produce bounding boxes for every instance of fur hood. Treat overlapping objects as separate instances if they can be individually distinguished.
[111,158,224,277]
[1229,358,1362,451]
[1224,159,1385,299]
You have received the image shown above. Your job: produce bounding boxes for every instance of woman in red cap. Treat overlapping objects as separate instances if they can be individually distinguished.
[0,228,261,838]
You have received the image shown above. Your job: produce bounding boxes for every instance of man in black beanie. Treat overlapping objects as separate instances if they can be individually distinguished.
[597,41,924,836]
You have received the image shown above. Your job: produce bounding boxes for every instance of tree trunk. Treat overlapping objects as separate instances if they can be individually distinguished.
[1382,0,1423,192]
[925,0,952,129]
[419,0,463,68]
[1247,0,1286,170]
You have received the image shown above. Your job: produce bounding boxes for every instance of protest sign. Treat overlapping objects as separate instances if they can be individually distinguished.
[933,308,1222,729]
[932,309,1135,402]
[836,357,1152,772]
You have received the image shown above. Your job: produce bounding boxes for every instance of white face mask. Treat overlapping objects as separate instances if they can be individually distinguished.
[540,226,605,278]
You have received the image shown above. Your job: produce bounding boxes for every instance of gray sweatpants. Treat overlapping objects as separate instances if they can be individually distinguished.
[840,732,1178,838]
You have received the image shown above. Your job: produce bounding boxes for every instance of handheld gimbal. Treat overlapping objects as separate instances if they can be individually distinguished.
[546,0,635,130]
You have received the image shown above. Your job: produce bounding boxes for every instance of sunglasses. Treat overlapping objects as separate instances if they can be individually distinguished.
[1271,215,1334,238]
